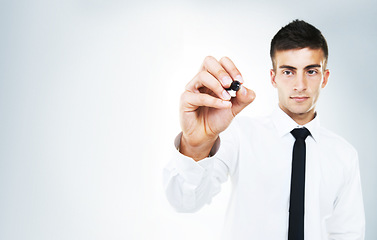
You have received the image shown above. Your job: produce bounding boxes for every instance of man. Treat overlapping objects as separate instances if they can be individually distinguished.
[163,20,365,239]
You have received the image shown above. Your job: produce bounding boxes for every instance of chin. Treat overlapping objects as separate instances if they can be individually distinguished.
[287,105,312,115]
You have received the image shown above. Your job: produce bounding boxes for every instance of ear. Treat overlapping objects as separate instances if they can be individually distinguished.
[321,69,330,88]
[270,69,277,88]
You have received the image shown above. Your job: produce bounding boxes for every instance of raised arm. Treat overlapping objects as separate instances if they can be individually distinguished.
[179,56,255,160]
[163,56,255,212]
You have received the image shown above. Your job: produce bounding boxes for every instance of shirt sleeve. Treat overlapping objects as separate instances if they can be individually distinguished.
[162,121,240,213]
[326,149,365,240]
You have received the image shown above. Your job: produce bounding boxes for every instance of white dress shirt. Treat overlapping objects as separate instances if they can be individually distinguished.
[163,107,365,240]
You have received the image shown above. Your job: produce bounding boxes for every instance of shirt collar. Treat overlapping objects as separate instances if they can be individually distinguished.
[271,105,321,142]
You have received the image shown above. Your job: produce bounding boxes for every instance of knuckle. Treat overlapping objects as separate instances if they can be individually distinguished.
[220,57,239,74]
[219,56,230,63]
[184,81,193,91]
[198,70,208,80]
[230,66,239,74]
[217,69,227,77]
[204,55,215,62]
[200,71,215,85]
[198,93,206,102]
[180,91,188,102]
[203,55,216,69]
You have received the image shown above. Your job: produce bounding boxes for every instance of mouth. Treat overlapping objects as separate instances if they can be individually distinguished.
[290,96,309,103]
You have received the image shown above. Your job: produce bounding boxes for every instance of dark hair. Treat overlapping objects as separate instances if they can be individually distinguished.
[270,20,328,69]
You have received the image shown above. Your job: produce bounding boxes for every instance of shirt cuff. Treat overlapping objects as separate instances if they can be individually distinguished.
[172,132,220,185]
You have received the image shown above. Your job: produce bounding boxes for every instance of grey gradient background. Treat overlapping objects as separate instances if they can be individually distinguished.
[1,0,376,239]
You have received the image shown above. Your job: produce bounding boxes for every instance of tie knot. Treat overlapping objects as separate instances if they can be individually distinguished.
[291,127,311,140]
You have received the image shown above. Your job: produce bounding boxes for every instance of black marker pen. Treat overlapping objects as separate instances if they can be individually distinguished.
[226,80,241,93]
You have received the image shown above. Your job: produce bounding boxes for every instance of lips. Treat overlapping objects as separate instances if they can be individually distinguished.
[291,96,309,103]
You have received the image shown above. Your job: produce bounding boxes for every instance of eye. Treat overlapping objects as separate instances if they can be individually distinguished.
[283,70,293,76]
[307,69,318,75]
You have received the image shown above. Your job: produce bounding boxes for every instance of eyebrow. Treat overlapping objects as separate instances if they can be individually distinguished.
[279,64,322,70]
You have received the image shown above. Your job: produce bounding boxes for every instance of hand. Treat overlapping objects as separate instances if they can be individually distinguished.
[179,56,256,160]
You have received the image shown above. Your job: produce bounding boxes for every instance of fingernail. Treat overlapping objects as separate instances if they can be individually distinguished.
[235,75,244,83]
[222,90,231,100]
[222,76,232,86]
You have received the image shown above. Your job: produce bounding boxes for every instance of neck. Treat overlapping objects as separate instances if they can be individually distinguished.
[279,105,316,126]
[292,113,315,126]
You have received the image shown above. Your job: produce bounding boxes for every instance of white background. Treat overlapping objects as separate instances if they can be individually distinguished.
[1,0,376,239]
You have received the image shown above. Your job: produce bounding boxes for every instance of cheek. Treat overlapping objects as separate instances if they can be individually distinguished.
[277,86,291,102]
[308,79,323,92]
[310,86,322,102]
[277,83,291,95]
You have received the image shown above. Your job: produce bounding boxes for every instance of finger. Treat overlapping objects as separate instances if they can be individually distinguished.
[185,71,231,100]
[201,56,233,88]
[219,56,244,83]
[230,85,256,116]
[180,91,232,111]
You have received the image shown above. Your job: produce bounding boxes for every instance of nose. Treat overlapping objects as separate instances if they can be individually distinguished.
[294,73,307,92]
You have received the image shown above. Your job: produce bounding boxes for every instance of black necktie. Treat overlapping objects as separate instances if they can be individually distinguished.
[288,127,311,240]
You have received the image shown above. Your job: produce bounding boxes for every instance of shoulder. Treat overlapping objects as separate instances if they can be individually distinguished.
[319,127,359,168]
[320,127,357,154]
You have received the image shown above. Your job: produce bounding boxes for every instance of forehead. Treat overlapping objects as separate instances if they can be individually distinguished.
[274,48,325,68]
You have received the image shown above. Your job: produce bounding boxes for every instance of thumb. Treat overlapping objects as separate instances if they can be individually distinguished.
[231,85,256,116]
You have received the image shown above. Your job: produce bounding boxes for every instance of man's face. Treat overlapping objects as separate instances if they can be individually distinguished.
[270,48,330,124]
